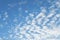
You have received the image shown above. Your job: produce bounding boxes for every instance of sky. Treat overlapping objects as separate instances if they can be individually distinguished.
[0,0,60,40]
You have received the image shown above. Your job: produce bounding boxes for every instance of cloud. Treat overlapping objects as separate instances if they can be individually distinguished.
[4,0,60,40]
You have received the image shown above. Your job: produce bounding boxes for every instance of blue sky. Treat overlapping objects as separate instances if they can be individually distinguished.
[0,0,60,40]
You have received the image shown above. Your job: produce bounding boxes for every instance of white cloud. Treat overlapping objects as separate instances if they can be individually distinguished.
[10,11,60,40]
[7,0,60,40]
